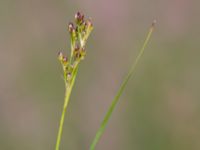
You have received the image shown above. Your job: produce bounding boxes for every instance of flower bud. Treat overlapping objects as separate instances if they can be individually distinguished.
[74,45,80,58]
[74,44,80,51]
[58,51,64,61]
[66,73,71,80]
[86,19,93,28]
[68,22,75,33]
[75,12,84,24]
[62,56,68,66]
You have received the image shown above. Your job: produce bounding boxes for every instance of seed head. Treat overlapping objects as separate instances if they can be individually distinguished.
[58,12,93,83]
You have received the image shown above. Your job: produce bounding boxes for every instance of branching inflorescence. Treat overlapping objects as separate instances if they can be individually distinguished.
[58,12,93,85]
[55,12,93,150]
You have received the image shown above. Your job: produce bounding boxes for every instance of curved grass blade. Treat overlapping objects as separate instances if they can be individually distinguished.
[89,20,156,150]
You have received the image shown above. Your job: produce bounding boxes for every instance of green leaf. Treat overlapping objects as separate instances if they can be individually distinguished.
[89,21,156,150]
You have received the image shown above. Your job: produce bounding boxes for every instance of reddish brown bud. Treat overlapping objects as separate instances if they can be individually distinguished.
[63,56,68,61]
[62,56,68,66]
[75,12,84,24]
[68,22,75,33]
[75,45,80,51]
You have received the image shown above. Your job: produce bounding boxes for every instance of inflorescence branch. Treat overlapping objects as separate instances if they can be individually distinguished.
[58,12,93,87]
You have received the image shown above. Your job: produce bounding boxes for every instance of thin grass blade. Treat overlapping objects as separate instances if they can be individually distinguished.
[90,21,156,150]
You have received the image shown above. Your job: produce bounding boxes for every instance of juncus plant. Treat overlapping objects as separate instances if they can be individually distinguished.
[55,12,155,150]
[55,12,93,150]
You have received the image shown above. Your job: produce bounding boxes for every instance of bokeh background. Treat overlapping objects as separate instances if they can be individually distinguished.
[1,0,200,149]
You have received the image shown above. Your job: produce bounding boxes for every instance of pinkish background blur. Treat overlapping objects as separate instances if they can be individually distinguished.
[1,0,200,150]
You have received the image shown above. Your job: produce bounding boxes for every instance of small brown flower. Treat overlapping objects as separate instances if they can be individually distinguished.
[75,12,84,24]
[68,22,75,33]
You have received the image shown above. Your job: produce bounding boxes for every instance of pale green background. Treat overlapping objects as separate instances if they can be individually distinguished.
[0,0,200,149]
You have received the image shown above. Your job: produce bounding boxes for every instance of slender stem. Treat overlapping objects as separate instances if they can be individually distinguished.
[89,22,155,150]
[55,67,79,150]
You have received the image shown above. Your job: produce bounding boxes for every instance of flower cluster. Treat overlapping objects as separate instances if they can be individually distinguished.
[58,12,93,85]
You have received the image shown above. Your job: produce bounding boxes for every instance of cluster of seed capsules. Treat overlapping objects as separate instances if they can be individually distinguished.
[58,12,93,84]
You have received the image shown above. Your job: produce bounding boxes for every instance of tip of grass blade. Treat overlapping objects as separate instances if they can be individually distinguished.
[152,19,157,27]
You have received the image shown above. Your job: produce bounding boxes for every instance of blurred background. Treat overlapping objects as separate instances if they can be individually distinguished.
[0,0,200,149]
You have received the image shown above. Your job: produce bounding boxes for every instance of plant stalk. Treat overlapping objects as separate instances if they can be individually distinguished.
[89,21,155,150]
[55,67,79,150]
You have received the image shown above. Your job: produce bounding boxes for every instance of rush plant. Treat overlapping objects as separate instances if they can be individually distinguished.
[55,12,93,150]
[55,12,155,150]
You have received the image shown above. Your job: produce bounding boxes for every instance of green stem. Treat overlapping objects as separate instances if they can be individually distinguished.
[89,22,155,150]
[55,67,79,150]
